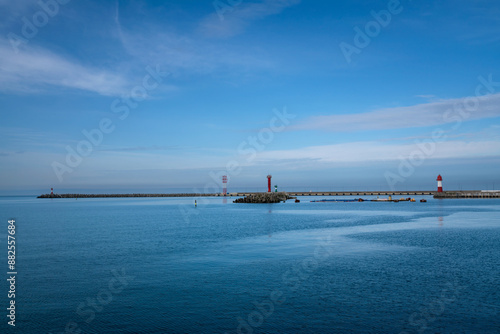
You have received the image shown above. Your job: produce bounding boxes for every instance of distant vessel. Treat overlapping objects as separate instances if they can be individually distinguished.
[371,195,393,202]
[370,196,415,202]
[304,196,422,203]
[395,197,416,202]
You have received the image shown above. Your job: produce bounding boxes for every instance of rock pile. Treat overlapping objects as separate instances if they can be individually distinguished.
[233,192,295,203]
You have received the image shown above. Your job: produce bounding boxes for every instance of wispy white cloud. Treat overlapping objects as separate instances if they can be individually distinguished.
[0,0,32,10]
[0,127,69,150]
[251,140,500,169]
[293,93,500,132]
[97,145,181,152]
[110,0,300,82]
[455,4,500,45]
[99,137,496,172]
[199,0,301,38]
[0,41,129,96]
[415,94,436,100]
[113,25,273,80]
[0,0,35,27]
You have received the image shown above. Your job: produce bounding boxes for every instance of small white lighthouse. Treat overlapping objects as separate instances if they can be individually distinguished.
[437,175,443,193]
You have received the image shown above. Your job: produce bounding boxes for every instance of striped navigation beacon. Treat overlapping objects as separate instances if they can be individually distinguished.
[437,174,443,193]
[222,175,228,196]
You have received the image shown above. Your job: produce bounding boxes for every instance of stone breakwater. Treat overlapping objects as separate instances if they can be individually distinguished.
[37,193,220,198]
[433,191,500,199]
[233,192,296,203]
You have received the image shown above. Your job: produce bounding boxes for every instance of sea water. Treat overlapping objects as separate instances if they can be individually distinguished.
[0,196,499,333]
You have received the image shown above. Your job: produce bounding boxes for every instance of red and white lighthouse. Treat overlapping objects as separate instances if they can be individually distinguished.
[267,175,272,192]
[51,187,54,195]
[436,174,443,193]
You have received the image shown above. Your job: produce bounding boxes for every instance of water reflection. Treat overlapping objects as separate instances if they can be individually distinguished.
[437,199,445,226]
[267,207,273,240]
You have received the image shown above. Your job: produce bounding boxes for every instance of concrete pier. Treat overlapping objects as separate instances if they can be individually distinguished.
[38,191,434,199]
[37,190,500,199]
[434,191,500,199]
[286,191,435,196]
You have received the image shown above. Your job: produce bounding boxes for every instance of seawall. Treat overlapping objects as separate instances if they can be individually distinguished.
[434,191,500,199]
[37,190,500,199]
[38,191,434,199]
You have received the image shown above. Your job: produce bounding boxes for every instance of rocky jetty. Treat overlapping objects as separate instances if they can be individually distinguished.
[233,192,295,203]
[434,191,500,199]
[37,193,218,198]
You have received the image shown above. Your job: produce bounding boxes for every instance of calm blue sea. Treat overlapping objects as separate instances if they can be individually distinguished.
[0,195,499,333]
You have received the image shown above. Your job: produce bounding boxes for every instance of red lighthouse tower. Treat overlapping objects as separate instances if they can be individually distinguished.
[267,175,272,192]
[437,174,443,193]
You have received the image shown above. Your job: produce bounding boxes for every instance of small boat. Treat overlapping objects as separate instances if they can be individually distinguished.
[420,199,427,203]
[295,199,300,203]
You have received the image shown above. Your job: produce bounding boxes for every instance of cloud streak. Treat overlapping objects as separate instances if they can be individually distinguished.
[199,0,301,38]
[0,41,129,96]
[253,140,500,166]
[113,13,273,77]
[293,93,500,132]
[98,145,181,152]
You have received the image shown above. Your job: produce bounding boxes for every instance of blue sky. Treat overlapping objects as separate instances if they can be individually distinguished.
[1,0,500,194]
